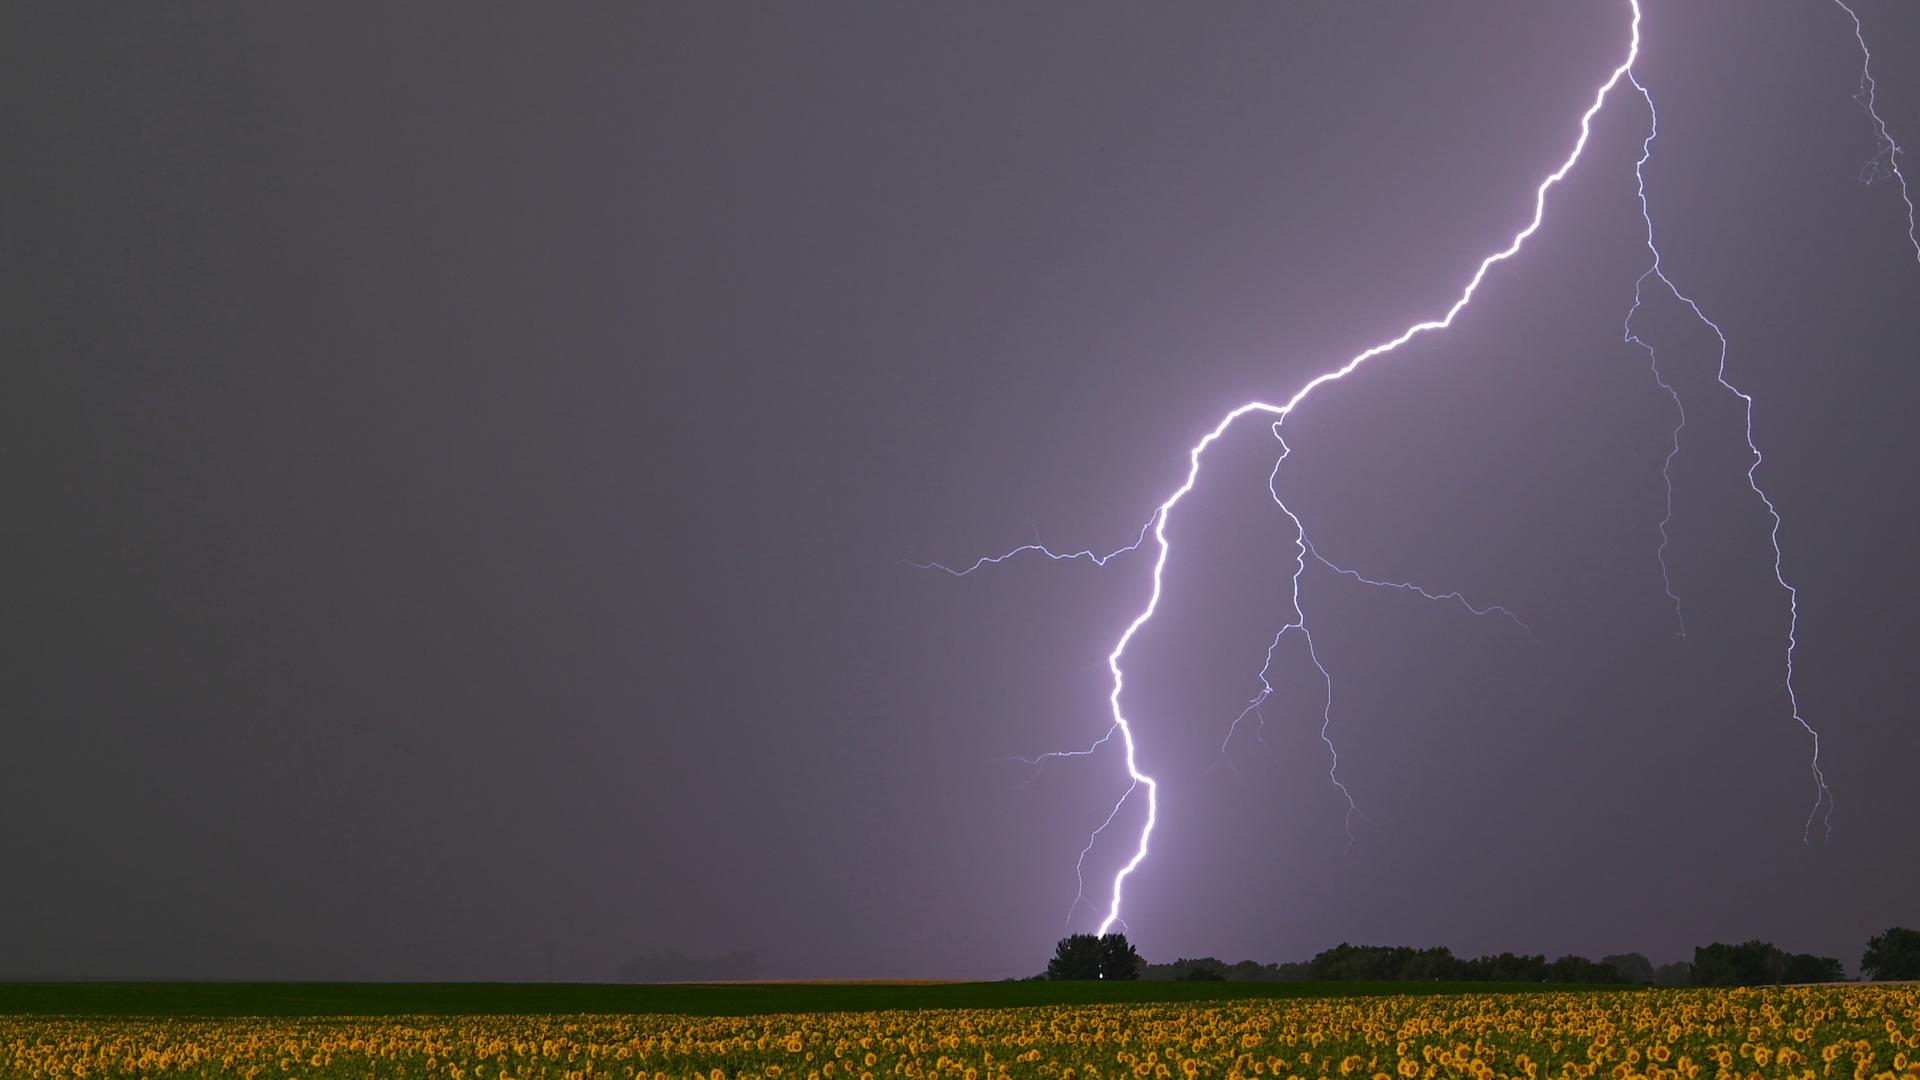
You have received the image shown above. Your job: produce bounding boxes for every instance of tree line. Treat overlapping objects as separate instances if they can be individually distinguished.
[1041,927,1920,984]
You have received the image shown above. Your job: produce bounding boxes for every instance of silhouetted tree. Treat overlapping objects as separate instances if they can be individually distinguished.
[1694,941,1805,986]
[1602,953,1654,985]
[1781,952,1844,984]
[1401,947,1457,982]
[1134,944,1704,986]
[1144,957,1215,981]
[1047,934,1104,980]
[1047,933,1141,980]
[1462,952,1550,982]
[1651,961,1692,987]
[1862,927,1920,981]
[1550,955,1623,984]
[616,950,761,983]
[1311,944,1424,981]
[1100,933,1144,980]
[1689,941,1840,986]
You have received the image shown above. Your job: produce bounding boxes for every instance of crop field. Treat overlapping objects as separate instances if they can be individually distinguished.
[4,983,1917,1080]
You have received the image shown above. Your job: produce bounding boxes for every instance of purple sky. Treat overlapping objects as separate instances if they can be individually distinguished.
[7,1,1920,981]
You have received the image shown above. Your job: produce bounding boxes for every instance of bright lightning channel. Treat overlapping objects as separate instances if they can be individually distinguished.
[1833,0,1920,262]
[951,0,1653,938]
[1626,72,1835,841]
[1062,0,1648,936]
[923,0,1841,937]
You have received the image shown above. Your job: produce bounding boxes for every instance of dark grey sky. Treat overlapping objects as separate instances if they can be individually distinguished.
[6,2,1918,982]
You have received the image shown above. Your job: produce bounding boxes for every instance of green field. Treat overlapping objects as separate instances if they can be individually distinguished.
[0,978,1627,1018]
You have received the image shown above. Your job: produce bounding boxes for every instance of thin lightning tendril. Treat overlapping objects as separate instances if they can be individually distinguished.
[1213,436,1366,845]
[911,519,1154,577]
[1627,72,1835,842]
[1066,780,1136,930]
[1267,440,1361,842]
[1217,432,1523,839]
[1833,0,1920,262]
[1221,630,1288,777]
[1621,261,1689,638]
[1002,724,1120,784]
[1305,542,1536,640]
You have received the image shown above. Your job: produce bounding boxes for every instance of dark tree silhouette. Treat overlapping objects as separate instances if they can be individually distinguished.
[1862,927,1920,981]
[1144,957,1242,981]
[1602,953,1654,985]
[1652,961,1692,987]
[1047,934,1103,980]
[1100,933,1143,980]
[1782,952,1844,984]
[615,950,761,983]
[1549,955,1624,984]
[1401,947,1457,982]
[1298,943,1631,983]
[1692,941,1782,986]
[1692,941,1841,986]
[1458,952,1551,982]
[1047,933,1142,980]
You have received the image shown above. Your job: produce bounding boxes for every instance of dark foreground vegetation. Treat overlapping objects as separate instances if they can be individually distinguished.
[1047,926,1920,987]
[0,978,1620,1018]
[1148,941,1840,987]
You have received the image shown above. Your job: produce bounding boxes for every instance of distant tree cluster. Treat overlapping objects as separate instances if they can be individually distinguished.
[1110,930,1920,987]
[1144,957,1312,983]
[1140,946,1635,984]
[1651,961,1693,987]
[1689,941,1843,986]
[1046,934,1144,980]
[1862,927,1920,981]
[1055,927,1918,986]
[1601,954,1654,985]
[1304,944,1630,984]
[615,950,761,983]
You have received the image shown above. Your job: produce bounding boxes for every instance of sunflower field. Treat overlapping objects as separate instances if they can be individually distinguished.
[5,984,1916,1080]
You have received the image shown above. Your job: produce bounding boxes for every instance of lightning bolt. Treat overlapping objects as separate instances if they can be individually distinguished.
[1068,1,1648,935]
[1216,432,1526,845]
[1305,542,1536,641]
[1834,0,1920,262]
[1002,724,1119,785]
[994,2,1650,937]
[922,0,1844,937]
[1626,72,1835,841]
[1223,624,1357,841]
[909,518,1153,577]
[1212,435,1363,848]
[1066,779,1137,930]
[1622,269,1688,637]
